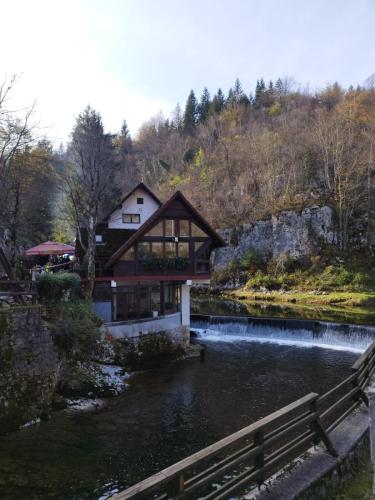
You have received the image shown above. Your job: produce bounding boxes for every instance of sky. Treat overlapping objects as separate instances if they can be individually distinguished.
[1,0,375,145]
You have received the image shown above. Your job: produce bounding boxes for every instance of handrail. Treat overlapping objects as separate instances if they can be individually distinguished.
[113,338,375,499]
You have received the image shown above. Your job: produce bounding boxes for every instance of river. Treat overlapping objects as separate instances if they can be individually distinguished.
[0,313,373,499]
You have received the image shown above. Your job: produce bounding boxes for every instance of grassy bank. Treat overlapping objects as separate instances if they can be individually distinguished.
[210,261,375,325]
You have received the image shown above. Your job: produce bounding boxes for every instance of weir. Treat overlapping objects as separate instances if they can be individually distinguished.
[191,314,375,353]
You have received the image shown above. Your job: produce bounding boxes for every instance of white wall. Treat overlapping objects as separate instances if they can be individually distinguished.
[104,312,182,338]
[108,187,160,230]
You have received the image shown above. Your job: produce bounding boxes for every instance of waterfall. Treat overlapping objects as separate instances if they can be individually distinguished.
[191,316,375,353]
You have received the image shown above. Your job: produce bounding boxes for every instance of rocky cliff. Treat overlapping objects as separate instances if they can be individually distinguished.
[212,206,337,271]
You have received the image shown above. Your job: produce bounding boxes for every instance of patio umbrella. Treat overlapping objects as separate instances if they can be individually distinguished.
[25,241,75,256]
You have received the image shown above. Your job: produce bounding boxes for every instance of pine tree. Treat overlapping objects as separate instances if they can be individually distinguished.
[198,87,211,123]
[255,78,266,107]
[183,90,198,134]
[210,88,225,115]
[119,119,132,154]
[227,78,249,106]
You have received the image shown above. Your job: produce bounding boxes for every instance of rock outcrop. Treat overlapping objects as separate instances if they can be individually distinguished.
[212,206,336,271]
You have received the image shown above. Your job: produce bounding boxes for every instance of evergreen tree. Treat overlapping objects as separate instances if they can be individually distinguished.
[198,87,211,123]
[255,78,266,107]
[119,119,132,154]
[210,88,225,115]
[183,90,198,134]
[227,78,249,106]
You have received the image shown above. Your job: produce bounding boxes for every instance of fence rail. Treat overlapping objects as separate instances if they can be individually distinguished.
[113,339,375,500]
[0,280,38,304]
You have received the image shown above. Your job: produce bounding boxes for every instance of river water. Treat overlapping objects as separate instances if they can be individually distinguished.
[0,315,374,499]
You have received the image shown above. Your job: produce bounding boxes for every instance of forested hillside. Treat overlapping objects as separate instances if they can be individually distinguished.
[1,75,375,270]
[132,77,375,254]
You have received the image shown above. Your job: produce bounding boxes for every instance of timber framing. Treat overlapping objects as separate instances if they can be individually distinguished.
[105,190,225,269]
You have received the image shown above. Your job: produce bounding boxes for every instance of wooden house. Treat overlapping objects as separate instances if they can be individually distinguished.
[77,183,225,341]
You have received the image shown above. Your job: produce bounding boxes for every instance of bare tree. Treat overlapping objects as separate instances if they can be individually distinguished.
[62,106,118,299]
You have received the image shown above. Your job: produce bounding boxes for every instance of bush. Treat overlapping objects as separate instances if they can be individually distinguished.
[36,272,82,303]
[49,301,101,358]
[116,332,183,370]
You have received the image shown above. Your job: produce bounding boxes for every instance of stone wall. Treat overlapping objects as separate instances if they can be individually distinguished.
[0,306,59,433]
[212,205,337,271]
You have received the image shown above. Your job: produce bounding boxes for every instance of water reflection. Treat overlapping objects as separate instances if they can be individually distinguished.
[0,328,362,499]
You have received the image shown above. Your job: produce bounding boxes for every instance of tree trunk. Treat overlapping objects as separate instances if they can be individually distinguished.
[85,216,96,300]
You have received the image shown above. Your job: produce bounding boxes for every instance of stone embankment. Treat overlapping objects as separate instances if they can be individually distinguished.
[0,306,59,433]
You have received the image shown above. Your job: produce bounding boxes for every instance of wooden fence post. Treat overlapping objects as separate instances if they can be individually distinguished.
[254,430,265,486]
[310,399,337,457]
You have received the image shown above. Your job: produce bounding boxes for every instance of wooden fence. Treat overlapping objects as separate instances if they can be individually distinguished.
[113,339,375,500]
[0,280,38,305]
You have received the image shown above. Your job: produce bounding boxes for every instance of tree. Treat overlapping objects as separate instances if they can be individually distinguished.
[62,106,118,298]
[226,79,249,106]
[198,87,211,123]
[171,103,183,130]
[183,90,198,134]
[210,88,225,114]
[254,78,266,107]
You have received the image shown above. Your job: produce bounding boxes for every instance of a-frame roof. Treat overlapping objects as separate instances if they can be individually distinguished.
[105,190,225,269]
[103,182,161,221]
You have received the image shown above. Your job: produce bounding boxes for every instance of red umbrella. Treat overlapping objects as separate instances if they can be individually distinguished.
[25,241,75,256]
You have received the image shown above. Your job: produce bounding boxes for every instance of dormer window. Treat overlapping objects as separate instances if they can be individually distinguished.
[137,197,144,204]
[123,213,140,224]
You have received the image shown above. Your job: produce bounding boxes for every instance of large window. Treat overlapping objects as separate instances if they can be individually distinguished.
[179,220,190,237]
[165,219,177,236]
[123,213,140,224]
[145,221,164,237]
[177,242,189,257]
[151,242,164,257]
[191,222,207,237]
[120,246,135,261]
[138,242,151,259]
[165,242,177,257]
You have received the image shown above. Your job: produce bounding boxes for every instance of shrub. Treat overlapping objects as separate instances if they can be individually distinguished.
[240,248,261,271]
[36,272,82,303]
[116,332,183,370]
[49,301,101,359]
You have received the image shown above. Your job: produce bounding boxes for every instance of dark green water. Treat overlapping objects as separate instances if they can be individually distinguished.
[0,329,360,500]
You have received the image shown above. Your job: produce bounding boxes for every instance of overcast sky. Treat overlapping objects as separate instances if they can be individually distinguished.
[1,0,375,145]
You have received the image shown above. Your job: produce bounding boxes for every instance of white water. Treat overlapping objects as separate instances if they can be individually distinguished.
[191,318,375,354]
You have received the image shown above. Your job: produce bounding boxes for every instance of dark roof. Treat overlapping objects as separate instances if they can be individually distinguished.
[105,191,226,269]
[76,226,137,262]
[103,182,161,222]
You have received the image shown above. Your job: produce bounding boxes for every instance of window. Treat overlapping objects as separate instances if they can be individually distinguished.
[191,222,207,237]
[120,246,135,261]
[177,242,189,257]
[95,235,103,243]
[165,242,177,257]
[151,242,164,257]
[179,220,190,237]
[165,219,176,236]
[137,197,144,204]
[145,221,164,237]
[138,242,151,259]
[122,213,140,224]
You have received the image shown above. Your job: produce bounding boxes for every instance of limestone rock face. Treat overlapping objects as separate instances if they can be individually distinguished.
[212,206,337,271]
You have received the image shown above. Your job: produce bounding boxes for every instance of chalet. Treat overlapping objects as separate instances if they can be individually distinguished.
[77,183,225,342]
